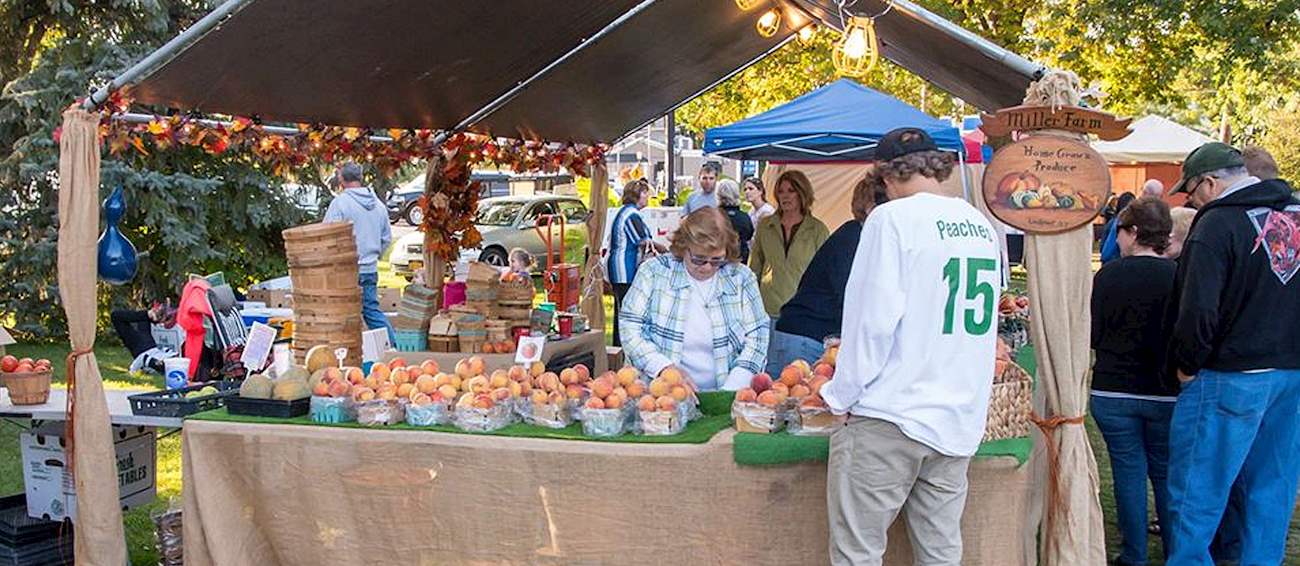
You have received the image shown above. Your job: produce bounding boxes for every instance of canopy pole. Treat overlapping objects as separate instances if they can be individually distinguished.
[666,111,676,203]
[433,0,660,148]
[82,0,254,110]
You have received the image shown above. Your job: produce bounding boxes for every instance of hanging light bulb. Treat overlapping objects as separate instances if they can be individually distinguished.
[756,8,781,38]
[832,16,878,77]
[735,0,763,10]
[797,24,817,44]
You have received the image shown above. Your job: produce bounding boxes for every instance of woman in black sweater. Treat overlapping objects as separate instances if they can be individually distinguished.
[1089,196,1176,566]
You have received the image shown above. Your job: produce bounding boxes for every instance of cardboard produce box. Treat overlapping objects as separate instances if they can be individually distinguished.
[20,423,156,522]
[247,288,292,309]
[379,287,401,311]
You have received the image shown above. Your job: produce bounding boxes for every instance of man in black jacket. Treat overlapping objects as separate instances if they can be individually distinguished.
[1162,142,1300,566]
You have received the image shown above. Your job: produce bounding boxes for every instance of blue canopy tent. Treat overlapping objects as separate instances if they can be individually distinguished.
[702,79,964,162]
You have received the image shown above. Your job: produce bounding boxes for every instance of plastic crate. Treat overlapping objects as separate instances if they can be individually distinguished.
[127,381,239,418]
[393,329,427,352]
[225,396,309,419]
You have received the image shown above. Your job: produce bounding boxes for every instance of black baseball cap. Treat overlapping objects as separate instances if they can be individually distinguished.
[875,128,939,162]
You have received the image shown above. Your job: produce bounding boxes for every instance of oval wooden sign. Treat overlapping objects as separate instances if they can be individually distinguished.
[982,135,1111,234]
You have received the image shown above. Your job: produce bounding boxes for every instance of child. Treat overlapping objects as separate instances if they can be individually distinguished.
[504,248,534,282]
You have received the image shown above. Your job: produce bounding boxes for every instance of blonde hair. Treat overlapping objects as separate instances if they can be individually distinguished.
[1170,206,1196,247]
[670,207,740,263]
[774,170,815,216]
[508,247,534,269]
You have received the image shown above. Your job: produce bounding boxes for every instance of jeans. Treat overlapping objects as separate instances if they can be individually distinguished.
[765,328,824,376]
[611,283,631,348]
[1165,369,1300,566]
[110,309,156,358]
[1090,394,1174,564]
[358,272,396,345]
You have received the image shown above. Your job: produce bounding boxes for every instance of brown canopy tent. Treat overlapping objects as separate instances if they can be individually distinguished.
[59,1,1060,564]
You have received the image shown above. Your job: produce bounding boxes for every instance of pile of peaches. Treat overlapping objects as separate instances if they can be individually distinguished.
[733,359,834,411]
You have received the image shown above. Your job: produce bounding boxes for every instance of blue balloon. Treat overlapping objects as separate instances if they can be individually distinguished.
[98,186,138,285]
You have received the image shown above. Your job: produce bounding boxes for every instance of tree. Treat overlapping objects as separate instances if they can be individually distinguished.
[0,2,313,340]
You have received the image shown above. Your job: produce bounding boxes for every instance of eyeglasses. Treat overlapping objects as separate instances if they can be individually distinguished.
[687,252,727,267]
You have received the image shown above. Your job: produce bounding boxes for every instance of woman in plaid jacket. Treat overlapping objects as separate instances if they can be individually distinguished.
[618,208,770,391]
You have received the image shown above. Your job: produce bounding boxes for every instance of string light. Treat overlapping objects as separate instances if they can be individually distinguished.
[797,24,817,44]
[756,8,781,38]
[832,15,878,77]
[735,0,763,10]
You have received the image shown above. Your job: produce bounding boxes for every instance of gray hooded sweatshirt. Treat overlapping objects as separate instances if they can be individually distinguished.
[324,187,391,274]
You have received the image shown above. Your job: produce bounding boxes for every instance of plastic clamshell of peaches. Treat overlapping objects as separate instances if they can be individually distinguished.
[732,345,843,435]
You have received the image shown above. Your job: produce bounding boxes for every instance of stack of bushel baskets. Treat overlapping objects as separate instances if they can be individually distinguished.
[0,494,72,566]
[391,284,440,351]
[283,222,363,366]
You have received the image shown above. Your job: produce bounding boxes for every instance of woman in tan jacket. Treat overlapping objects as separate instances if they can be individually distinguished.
[748,170,829,317]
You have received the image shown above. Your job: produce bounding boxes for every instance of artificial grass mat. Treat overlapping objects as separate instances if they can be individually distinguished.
[187,390,737,445]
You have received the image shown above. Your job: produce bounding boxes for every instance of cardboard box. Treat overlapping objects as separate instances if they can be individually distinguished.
[247,288,293,309]
[379,287,401,311]
[606,347,624,371]
[20,424,156,522]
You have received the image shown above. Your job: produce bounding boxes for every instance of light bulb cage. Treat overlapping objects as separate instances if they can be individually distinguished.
[832,15,878,77]
[756,8,782,38]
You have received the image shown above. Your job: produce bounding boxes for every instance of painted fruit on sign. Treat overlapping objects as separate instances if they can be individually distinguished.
[982,135,1111,234]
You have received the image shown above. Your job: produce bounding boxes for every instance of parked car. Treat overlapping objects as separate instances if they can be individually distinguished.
[389,195,590,280]
[385,171,574,226]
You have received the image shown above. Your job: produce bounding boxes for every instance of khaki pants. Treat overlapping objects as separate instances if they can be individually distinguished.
[827,416,971,566]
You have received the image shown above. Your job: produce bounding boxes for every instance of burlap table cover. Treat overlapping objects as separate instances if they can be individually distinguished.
[183,421,1029,565]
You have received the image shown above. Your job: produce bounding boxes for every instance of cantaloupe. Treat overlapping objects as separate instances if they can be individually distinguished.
[305,346,335,374]
[240,374,274,399]
[279,364,310,383]
[272,379,311,401]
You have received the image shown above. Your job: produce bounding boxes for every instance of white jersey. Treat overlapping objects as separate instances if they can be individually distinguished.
[822,192,1001,456]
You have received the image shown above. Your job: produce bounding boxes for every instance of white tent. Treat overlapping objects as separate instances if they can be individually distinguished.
[1092,115,1212,163]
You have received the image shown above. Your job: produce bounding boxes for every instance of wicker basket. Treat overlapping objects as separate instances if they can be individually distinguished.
[983,362,1033,442]
[2,370,52,405]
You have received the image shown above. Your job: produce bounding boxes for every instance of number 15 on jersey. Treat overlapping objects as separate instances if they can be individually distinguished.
[942,257,998,336]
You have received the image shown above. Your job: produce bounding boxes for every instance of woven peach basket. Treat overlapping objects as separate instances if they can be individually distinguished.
[983,362,1033,442]
[2,370,52,405]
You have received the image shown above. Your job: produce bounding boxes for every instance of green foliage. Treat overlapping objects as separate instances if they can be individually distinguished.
[0,2,310,340]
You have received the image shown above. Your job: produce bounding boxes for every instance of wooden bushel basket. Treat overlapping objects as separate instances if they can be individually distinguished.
[2,370,52,405]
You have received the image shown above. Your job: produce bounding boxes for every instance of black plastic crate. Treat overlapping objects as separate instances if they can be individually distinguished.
[0,494,73,566]
[224,395,309,419]
[127,380,239,418]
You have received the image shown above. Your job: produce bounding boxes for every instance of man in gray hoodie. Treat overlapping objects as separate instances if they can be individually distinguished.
[325,162,395,343]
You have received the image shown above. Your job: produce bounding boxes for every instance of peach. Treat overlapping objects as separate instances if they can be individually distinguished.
[591,379,614,399]
[548,391,566,405]
[351,386,376,403]
[396,383,415,398]
[391,368,411,386]
[472,394,494,409]
[456,392,475,408]
[466,376,490,394]
[585,397,606,410]
[791,359,812,378]
[449,374,463,390]
[432,373,451,388]
[377,384,398,401]
[573,363,590,382]
[482,342,497,354]
[790,384,811,398]
[466,356,486,377]
[312,380,330,397]
[519,380,533,396]
[415,374,438,394]
[345,367,365,385]
[822,346,839,366]
[455,359,473,379]
[625,381,646,398]
[671,385,690,401]
[605,395,625,409]
[616,366,638,387]
[489,370,510,389]
[771,382,789,396]
[491,387,512,402]
[565,384,585,399]
[437,384,458,400]
[735,388,758,403]
[559,368,578,385]
[756,390,779,407]
[363,375,381,390]
[529,361,545,377]
[809,376,830,395]
[637,395,657,412]
[801,394,825,408]
[649,378,670,398]
[656,396,677,411]
[771,389,789,405]
[778,365,802,388]
[750,373,773,393]
[812,362,835,379]
[323,366,343,383]
[537,372,561,392]
[410,392,432,407]
[660,367,683,386]
[389,357,407,369]
[508,365,528,382]
[419,359,439,375]
[531,390,549,405]
[327,380,351,398]
[509,380,523,398]
[370,362,391,380]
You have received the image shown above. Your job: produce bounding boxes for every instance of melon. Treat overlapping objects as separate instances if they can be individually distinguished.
[308,368,330,392]
[240,374,274,399]
[305,345,335,374]
[272,379,311,401]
